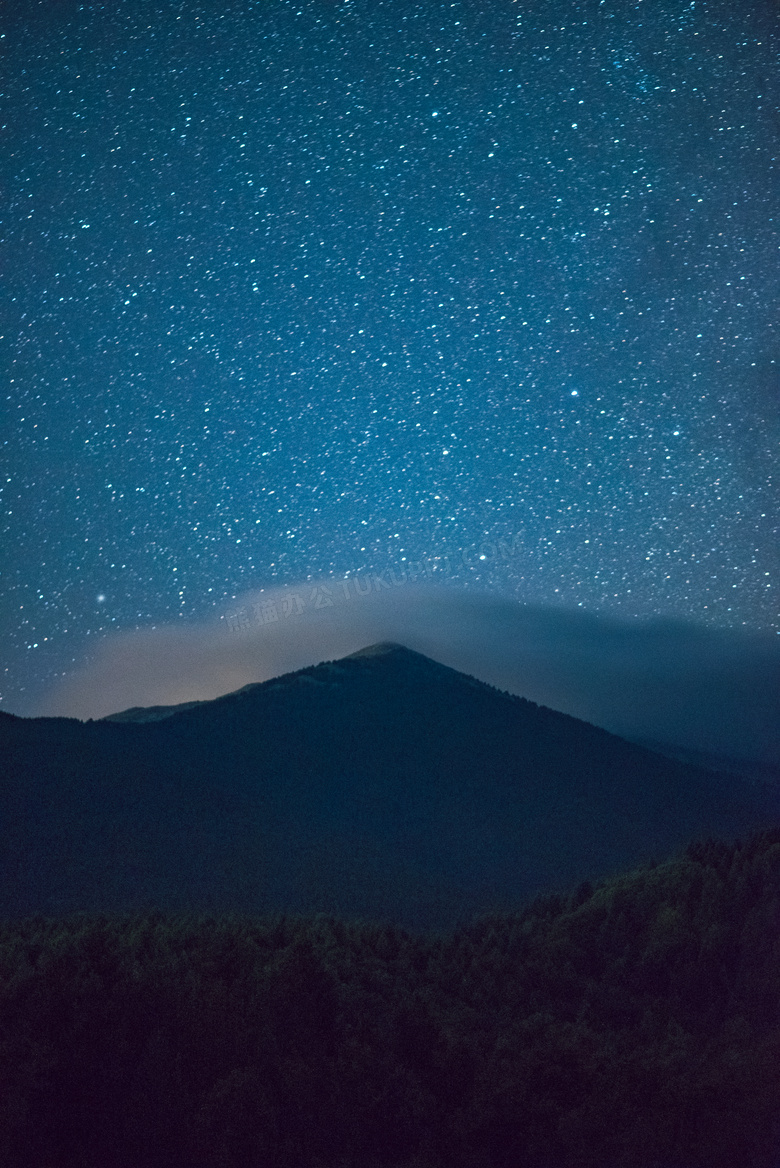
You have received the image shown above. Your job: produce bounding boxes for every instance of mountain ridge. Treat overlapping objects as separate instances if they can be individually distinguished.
[1,642,777,928]
[98,641,505,723]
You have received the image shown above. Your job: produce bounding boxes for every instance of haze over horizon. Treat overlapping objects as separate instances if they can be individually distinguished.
[21,582,780,768]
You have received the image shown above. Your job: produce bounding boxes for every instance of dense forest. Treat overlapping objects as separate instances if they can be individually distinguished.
[1,827,780,1167]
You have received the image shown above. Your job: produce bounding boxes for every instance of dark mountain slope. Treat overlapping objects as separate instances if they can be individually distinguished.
[100,698,208,723]
[1,642,777,928]
[629,735,780,784]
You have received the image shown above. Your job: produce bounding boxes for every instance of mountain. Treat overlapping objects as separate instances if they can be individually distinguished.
[1,642,777,928]
[100,698,209,723]
[628,735,780,784]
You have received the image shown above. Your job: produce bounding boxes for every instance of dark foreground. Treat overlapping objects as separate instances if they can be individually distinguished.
[2,829,780,1168]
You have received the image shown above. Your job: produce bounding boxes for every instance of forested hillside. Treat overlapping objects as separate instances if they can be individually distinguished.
[2,827,780,1168]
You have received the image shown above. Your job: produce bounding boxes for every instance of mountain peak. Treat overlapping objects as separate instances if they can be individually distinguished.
[344,641,412,659]
[3,636,778,930]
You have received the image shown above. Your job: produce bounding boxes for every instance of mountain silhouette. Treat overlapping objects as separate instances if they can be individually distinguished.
[1,642,777,928]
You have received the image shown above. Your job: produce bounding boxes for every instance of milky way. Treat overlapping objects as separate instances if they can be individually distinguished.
[3,0,778,713]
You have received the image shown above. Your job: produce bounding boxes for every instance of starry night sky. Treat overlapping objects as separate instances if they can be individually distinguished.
[3,0,779,715]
